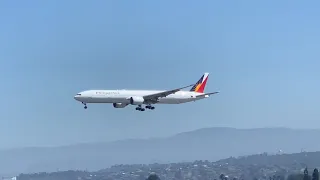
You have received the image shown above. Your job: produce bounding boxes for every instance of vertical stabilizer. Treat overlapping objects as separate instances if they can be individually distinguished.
[189,72,209,93]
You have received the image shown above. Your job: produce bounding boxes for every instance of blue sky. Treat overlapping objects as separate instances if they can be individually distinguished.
[0,0,319,149]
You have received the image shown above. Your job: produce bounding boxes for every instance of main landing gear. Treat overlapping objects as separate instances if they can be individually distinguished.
[136,105,145,111]
[146,105,155,110]
[135,105,155,111]
[82,102,87,109]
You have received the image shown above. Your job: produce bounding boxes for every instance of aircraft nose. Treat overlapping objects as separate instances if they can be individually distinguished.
[74,93,82,101]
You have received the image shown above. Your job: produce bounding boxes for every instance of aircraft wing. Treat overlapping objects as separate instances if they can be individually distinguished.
[143,84,194,103]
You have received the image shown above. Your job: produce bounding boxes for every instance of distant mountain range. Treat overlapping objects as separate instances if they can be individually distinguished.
[1,127,320,176]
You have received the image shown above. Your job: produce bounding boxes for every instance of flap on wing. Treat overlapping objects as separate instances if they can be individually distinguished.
[143,84,194,100]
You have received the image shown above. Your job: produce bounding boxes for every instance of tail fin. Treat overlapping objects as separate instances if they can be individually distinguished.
[190,72,209,93]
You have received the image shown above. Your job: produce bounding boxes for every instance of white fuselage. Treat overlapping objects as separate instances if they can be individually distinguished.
[74,89,208,105]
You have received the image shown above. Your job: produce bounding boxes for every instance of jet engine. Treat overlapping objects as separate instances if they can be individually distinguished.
[112,103,128,108]
[129,96,144,105]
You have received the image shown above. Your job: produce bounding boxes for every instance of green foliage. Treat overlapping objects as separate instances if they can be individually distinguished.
[312,168,319,180]
[220,174,226,180]
[146,173,161,180]
[287,168,313,180]
[304,168,312,180]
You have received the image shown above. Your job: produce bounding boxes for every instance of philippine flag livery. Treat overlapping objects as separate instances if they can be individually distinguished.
[189,72,209,93]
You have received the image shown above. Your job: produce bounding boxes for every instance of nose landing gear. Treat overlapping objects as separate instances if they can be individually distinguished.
[82,102,87,109]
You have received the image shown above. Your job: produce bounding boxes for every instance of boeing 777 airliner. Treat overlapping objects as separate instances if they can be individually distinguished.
[74,72,218,111]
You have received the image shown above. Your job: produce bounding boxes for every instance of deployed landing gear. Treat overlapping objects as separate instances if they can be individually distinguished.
[82,102,87,109]
[135,105,145,111]
[135,105,155,111]
[146,105,155,110]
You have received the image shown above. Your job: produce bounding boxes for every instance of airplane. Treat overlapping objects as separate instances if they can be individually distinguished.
[74,72,219,111]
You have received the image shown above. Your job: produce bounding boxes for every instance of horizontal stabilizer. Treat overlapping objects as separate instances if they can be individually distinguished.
[196,92,219,98]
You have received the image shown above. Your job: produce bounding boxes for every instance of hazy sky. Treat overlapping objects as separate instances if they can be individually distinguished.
[0,0,319,149]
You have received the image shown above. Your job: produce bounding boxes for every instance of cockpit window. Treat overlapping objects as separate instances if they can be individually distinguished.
[76,93,81,95]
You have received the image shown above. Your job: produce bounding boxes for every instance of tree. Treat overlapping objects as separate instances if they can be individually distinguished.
[220,174,226,180]
[312,169,319,180]
[304,168,311,180]
[305,168,309,180]
[146,173,161,180]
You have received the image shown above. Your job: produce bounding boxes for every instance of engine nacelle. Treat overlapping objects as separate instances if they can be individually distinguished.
[129,96,144,105]
[113,103,128,108]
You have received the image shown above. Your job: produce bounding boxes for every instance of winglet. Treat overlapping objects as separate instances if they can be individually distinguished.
[190,72,209,93]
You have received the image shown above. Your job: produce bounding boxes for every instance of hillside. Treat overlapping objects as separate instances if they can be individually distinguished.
[1,127,320,176]
[18,151,320,180]
[216,151,320,168]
